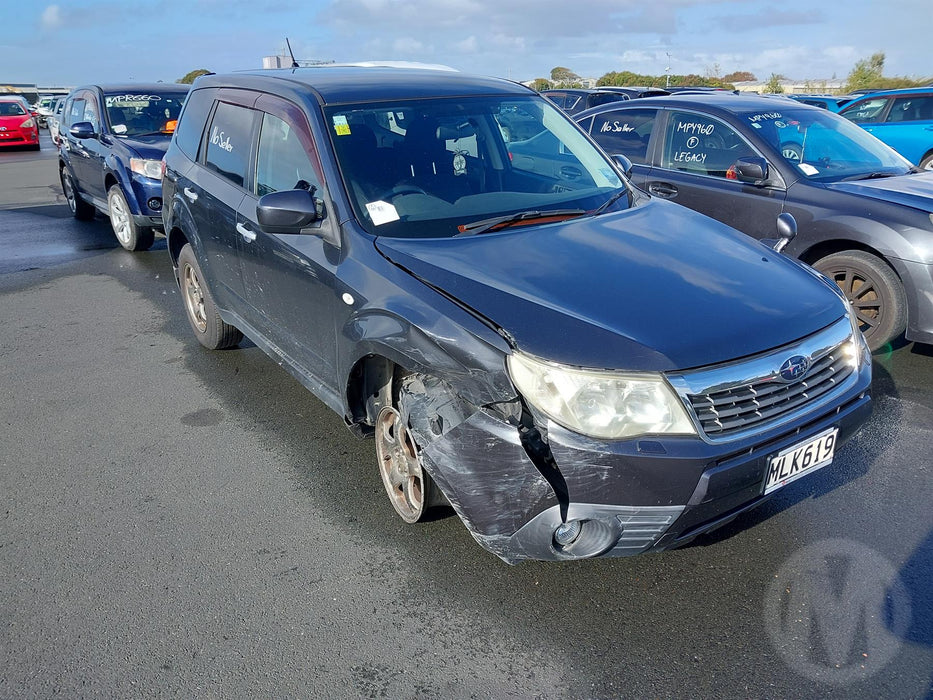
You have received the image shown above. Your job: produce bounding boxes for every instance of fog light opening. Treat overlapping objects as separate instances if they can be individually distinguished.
[554,519,583,546]
[552,518,622,559]
[147,197,162,212]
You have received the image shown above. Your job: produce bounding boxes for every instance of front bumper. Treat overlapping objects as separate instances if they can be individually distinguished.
[407,331,872,564]
[897,257,933,345]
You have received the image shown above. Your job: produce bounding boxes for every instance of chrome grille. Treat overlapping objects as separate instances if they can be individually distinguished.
[667,316,859,441]
[687,349,853,436]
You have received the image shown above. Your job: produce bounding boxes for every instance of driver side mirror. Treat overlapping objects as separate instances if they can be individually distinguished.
[732,156,769,186]
[612,154,634,178]
[69,121,96,139]
[256,188,324,234]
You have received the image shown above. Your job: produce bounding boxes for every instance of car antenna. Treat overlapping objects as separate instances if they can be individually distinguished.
[285,37,299,68]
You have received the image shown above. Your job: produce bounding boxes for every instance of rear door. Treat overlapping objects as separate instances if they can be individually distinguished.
[643,109,786,239]
[193,93,260,307]
[871,93,933,166]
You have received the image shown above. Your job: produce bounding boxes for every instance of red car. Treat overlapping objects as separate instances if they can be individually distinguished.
[0,98,40,150]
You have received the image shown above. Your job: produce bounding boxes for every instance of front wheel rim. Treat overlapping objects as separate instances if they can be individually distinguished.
[374,406,426,523]
[62,173,76,213]
[182,263,208,333]
[824,265,885,336]
[109,192,131,244]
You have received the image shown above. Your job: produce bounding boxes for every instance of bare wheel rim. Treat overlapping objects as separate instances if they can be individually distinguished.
[374,406,425,523]
[61,173,76,213]
[825,265,884,335]
[183,263,208,333]
[109,191,131,245]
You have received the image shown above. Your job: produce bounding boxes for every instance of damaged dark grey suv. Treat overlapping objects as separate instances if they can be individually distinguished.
[162,66,872,563]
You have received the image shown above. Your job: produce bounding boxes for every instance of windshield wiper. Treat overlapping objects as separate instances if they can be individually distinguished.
[839,171,901,182]
[591,187,630,217]
[455,209,587,236]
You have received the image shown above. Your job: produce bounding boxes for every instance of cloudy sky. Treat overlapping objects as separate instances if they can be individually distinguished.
[5,0,930,87]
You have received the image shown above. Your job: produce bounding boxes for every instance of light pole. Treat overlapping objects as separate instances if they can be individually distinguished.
[665,53,671,88]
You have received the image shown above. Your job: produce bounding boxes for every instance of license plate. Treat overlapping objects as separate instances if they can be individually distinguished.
[764,427,838,494]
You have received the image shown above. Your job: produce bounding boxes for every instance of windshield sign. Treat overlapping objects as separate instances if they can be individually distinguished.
[105,92,187,137]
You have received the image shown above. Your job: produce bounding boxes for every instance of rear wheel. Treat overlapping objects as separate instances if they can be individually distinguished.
[108,185,154,251]
[814,250,907,351]
[60,168,95,221]
[178,243,242,350]
[920,153,933,170]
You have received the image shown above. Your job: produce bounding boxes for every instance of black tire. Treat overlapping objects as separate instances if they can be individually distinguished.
[177,243,242,350]
[920,153,933,170]
[60,168,95,221]
[108,185,154,251]
[31,143,40,151]
[814,250,907,351]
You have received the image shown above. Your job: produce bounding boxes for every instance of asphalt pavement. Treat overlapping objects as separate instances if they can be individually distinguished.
[1,132,931,698]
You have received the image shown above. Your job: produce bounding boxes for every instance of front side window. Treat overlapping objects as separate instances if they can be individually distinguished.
[255,113,320,196]
[841,97,890,124]
[104,90,187,137]
[661,111,756,177]
[326,95,626,238]
[589,108,657,164]
[204,101,256,188]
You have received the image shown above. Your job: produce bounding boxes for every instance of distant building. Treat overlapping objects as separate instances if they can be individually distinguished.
[262,52,335,69]
[732,78,847,95]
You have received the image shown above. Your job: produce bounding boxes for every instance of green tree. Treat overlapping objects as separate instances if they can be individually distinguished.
[177,69,211,85]
[765,73,785,93]
[530,78,551,91]
[549,66,581,87]
[723,71,756,83]
[845,52,885,92]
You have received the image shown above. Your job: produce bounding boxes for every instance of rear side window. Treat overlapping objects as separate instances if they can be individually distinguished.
[589,108,657,164]
[174,89,214,160]
[204,101,256,188]
[886,95,933,123]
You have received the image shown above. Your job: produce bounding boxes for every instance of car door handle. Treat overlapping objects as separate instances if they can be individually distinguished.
[560,165,583,180]
[925,126,933,131]
[236,222,256,243]
[183,187,198,202]
[648,182,678,198]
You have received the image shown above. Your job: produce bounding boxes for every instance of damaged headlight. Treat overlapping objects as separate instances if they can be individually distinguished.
[508,352,696,440]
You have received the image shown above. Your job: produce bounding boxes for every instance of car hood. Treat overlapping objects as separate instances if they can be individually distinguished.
[0,115,30,127]
[117,134,172,160]
[826,171,933,213]
[375,199,845,372]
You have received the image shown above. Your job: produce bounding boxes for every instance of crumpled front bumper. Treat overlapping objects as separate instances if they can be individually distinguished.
[403,360,872,564]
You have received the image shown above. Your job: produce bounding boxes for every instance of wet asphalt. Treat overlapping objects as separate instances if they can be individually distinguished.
[0,132,931,698]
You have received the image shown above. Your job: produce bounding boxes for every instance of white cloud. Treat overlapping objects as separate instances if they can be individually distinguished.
[392,37,424,54]
[40,4,62,30]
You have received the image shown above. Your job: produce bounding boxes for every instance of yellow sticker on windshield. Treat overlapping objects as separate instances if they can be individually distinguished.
[332,115,351,136]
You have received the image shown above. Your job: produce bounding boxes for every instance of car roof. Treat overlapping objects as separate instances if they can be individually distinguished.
[845,86,933,99]
[195,67,532,105]
[573,92,813,120]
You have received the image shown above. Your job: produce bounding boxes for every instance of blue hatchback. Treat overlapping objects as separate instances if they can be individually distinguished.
[58,83,189,250]
[838,87,933,169]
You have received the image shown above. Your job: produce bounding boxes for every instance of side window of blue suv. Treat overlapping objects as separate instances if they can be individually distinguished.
[255,113,320,196]
[204,101,255,188]
[174,89,214,161]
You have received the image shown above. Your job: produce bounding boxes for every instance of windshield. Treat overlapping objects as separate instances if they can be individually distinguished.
[0,102,27,117]
[104,91,187,137]
[324,95,627,238]
[741,107,912,182]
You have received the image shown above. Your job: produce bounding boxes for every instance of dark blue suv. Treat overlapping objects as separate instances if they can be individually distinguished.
[161,67,871,563]
[58,83,189,250]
